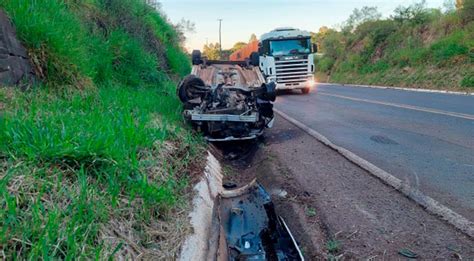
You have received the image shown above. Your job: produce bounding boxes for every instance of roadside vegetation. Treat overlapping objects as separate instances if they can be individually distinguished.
[313,0,474,90]
[203,33,258,60]
[0,0,202,259]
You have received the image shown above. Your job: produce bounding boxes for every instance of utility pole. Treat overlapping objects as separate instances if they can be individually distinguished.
[218,19,223,59]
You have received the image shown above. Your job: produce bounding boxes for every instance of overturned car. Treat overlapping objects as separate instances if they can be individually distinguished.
[177,54,276,141]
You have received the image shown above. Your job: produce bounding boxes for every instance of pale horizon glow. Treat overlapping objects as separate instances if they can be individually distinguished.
[159,0,446,51]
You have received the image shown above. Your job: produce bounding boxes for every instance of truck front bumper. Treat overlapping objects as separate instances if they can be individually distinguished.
[271,76,315,90]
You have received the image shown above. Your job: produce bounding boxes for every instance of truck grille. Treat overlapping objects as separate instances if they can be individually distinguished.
[275,59,311,84]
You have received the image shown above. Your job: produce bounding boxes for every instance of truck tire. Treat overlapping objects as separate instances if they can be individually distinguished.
[301,87,310,94]
[177,75,206,103]
[250,52,260,67]
[191,50,202,65]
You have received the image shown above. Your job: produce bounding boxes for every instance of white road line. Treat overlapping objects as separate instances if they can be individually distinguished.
[318,92,474,121]
[274,108,474,238]
[319,82,474,96]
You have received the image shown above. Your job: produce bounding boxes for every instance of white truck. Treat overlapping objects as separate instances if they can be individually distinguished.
[231,27,317,94]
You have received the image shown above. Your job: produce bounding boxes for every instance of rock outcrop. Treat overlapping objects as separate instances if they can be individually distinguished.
[0,10,34,86]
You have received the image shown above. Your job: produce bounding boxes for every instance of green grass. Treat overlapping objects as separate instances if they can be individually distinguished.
[329,64,472,89]
[305,207,317,217]
[0,84,201,259]
[0,0,200,259]
[461,75,474,88]
[1,84,181,169]
[326,239,340,253]
[1,0,94,87]
[0,0,190,88]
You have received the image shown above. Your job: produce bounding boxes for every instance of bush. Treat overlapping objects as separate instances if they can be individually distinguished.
[354,20,397,45]
[360,61,390,74]
[430,31,468,63]
[460,0,474,24]
[392,0,433,26]
[389,47,430,67]
[320,30,345,59]
[461,75,474,87]
[315,56,335,72]
[313,1,471,89]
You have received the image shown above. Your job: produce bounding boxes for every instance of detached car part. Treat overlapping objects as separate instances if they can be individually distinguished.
[218,181,304,260]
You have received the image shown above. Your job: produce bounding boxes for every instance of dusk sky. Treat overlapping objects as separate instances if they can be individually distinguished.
[159,0,446,51]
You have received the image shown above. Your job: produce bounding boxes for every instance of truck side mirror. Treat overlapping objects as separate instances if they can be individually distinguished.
[312,43,318,53]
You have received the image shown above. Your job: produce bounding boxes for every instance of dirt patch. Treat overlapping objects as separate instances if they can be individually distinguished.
[216,115,474,259]
[217,142,327,260]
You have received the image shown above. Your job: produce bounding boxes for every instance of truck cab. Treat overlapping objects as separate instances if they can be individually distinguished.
[258,27,316,94]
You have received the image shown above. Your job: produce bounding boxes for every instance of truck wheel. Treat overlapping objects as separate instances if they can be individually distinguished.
[301,87,310,94]
[250,52,260,67]
[191,50,202,65]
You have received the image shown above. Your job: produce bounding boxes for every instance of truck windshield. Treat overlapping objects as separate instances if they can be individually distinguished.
[269,38,311,56]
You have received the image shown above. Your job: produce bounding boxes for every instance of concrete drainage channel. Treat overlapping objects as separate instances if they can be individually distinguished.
[180,152,304,260]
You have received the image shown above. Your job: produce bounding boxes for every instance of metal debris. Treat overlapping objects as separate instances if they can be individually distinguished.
[218,181,304,260]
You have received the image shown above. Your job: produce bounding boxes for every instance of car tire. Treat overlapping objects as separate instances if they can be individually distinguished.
[301,87,310,94]
[177,75,206,103]
[250,52,260,67]
[191,50,202,65]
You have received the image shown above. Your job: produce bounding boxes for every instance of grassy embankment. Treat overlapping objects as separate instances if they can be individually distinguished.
[314,1,474,90]
[0,0,202,259]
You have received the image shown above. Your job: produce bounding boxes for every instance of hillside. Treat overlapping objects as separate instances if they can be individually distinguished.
[0,0,202,259]
[313,1,474,91]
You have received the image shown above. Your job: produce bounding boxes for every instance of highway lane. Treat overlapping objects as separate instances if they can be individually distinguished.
[275,83,474,220]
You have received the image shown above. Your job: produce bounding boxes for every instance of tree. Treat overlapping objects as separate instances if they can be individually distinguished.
[392,0,430,25]
[175,19,195,48]
[313,28,344,59]
[343,6,382,32]
[249,33,257,43]
[458,0,474,23]
[145,0,161,10]
[203,43,221,60]
[231,42,248,53]
[443,0,456,12]
[318,26,329,34]
[312,26,330,53]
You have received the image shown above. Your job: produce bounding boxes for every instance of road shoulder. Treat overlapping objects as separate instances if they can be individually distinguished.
[223,115,474,259]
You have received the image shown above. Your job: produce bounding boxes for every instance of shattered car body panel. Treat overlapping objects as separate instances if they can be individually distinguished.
[192,62,266,88]
[218,181,304,260]
[178,61,275,141]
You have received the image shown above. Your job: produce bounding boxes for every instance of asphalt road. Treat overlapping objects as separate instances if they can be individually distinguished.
[275,84,474,220]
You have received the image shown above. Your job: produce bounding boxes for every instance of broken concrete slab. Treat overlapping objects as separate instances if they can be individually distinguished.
[179,152,223,261]
[180,152,304,261]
